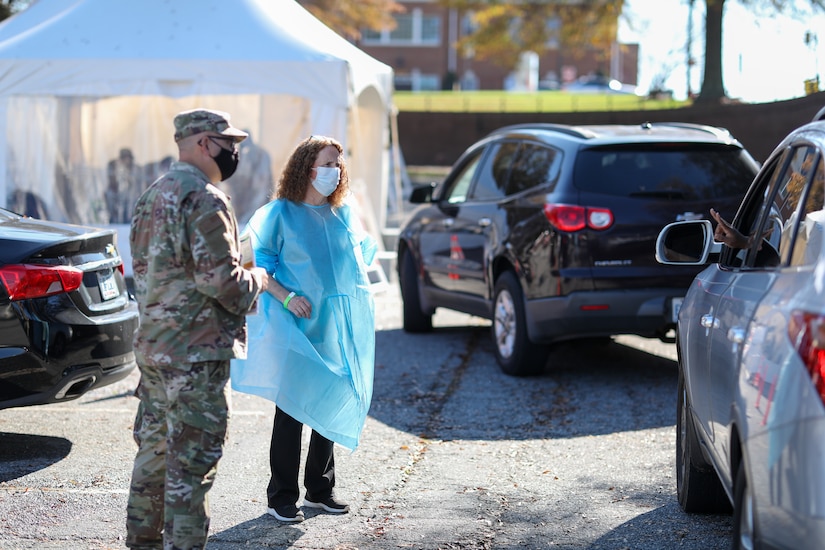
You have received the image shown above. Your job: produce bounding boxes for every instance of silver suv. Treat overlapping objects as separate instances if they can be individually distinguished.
[656,111,825,549]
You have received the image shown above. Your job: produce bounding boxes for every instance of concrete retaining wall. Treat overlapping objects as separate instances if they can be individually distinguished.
[397,92,825,167]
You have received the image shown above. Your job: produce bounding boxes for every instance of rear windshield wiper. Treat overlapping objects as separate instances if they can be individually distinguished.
[628,190,690,200]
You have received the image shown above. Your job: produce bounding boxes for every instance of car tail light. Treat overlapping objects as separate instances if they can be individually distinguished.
[789,310,825,405]
[543,203,613,232]
[0,264,84,301]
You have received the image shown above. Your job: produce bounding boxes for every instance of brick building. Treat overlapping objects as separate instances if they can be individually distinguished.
[354,0,638,92]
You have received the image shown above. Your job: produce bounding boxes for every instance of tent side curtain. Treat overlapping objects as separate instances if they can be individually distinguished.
[2,94,347,227]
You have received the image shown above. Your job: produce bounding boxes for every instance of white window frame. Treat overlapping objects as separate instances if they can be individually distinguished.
[361,9,440,46]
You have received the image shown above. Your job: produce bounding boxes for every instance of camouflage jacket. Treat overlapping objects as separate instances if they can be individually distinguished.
[130,161,263,367]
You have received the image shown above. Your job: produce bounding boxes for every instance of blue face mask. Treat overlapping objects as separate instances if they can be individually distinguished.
[311,166,341,197]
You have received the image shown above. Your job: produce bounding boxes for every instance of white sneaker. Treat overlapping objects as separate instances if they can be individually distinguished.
[303,496,350,514]
[267,505,305,522]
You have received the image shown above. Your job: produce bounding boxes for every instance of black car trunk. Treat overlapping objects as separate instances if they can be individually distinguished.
[0,215,128,313]
[572,143,758,291]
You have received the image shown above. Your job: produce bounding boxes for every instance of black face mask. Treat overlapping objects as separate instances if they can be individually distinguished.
[212,144,239,181]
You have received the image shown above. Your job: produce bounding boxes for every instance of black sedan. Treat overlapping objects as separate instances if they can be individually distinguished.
[0,208,138,409]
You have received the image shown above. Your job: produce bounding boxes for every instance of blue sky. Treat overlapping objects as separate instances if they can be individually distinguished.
[619,0,825,102]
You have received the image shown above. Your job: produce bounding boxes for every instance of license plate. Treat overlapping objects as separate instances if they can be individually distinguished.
[98,269,119,301]
[671,297,684,323]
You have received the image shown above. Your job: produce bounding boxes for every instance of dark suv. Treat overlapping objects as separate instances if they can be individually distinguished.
[397,122,760,375]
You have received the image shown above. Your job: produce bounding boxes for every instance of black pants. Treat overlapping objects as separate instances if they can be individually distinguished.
[267,407,335,508]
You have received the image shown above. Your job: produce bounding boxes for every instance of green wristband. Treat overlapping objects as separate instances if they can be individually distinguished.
[283,291,296,310]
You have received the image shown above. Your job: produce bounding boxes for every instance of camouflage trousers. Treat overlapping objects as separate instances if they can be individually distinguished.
[125,360,230,550]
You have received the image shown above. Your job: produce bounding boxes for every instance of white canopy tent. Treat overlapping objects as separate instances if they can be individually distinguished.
[0,0,395,276]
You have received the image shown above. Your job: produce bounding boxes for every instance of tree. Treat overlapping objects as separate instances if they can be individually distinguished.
[296,0,404,41]
[436,0,624,70]
[697,0,825,104]
[0,0,29,21]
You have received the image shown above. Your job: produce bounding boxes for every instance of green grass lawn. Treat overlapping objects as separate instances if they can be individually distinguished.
[393,90,688,113]
[405,165,452,184]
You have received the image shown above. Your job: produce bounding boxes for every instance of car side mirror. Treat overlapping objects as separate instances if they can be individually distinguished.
[409,182,437,204]
[655,220,718,265]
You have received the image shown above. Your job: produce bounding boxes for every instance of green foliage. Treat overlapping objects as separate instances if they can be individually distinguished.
[393,90,688,113]
[437,0,624,69]
[0,1,31,22]
[296,0,404,40]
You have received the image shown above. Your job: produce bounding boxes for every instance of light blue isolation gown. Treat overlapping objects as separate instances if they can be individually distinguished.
[230,199,377,450]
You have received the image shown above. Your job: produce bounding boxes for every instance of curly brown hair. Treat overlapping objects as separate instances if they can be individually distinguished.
[276,135,349,208]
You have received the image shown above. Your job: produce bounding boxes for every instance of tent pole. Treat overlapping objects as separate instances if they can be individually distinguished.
[0,100,6,210]
[389,105,403,219]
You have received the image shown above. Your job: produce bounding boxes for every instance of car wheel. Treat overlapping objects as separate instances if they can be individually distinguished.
[492,271,549,376]
[676,368,731,513]
[732,462,756,550]
[400,249,432,333]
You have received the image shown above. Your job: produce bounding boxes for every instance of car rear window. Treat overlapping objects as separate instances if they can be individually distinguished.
[573,144,757,200]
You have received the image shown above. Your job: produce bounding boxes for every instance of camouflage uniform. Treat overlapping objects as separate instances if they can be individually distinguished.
[126,110,262,550]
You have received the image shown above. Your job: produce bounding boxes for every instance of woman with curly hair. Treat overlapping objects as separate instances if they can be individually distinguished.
[231,135,377,523]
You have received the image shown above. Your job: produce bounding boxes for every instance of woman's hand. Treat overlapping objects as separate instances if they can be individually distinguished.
[265,275,313,318]
[285,293,312,319]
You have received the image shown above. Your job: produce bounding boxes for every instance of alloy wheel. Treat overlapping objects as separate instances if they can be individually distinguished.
[494,289,516,359]
[737,470,755,550]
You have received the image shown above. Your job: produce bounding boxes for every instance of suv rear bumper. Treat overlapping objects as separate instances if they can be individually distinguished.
[525,288,685,343]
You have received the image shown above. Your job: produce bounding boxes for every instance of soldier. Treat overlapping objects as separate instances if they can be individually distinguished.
[105,147,142,223]
[126,109,271,550]
[218,130,274,226]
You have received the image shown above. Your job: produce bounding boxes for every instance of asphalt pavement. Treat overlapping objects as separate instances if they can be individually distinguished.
[0,282,733,549]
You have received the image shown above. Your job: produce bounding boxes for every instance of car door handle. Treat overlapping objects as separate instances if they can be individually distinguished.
[700,314,718,329]
[442,218,454,227]
[727,327,746,344]
[478,218,491,227]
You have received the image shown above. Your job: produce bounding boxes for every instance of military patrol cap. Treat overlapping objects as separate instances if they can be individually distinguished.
[173,109,248,143]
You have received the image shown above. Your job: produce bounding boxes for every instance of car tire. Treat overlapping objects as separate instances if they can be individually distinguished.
[676,368,731,513]
[400,249,433,333]
[732,461,756,550]
[492,271,549,376]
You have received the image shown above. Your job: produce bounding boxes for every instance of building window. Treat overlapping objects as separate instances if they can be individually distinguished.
[461,13,477,35]
[362,28,381,42]
[362,9,440,46]
[390,14,414,42]
[421,15,439,43]
[395,71,440,92]
[545,17,560,49]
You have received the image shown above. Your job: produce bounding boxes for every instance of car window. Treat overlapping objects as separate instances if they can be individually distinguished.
[470,141,517,201]
[750,146,820,268]
[719,155,784,269]
[505,143,561,196]
[728,145,820,269]
[443,150,484,204]
[573,144,755,200]
[787,154,825,267]
[0,207,18,221]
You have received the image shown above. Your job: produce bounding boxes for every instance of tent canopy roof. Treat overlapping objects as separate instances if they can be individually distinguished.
[0,0,392,102]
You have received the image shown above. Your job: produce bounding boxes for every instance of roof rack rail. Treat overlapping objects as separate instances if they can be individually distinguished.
[488,123,596,140]
[648,122,732,139]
